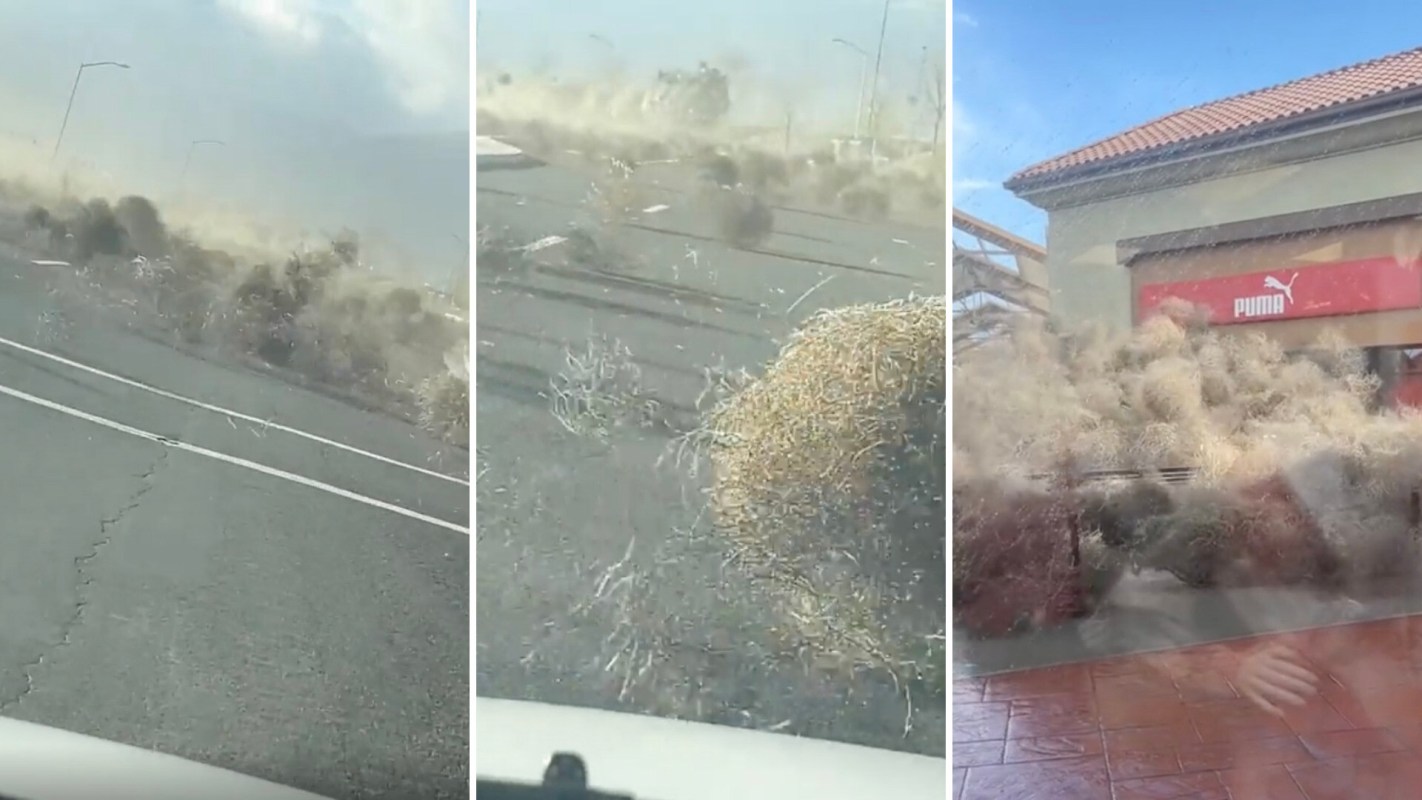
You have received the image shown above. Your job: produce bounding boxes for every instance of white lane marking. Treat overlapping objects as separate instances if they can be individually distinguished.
[642,204,670,214]
[0,334,468,486]
[786,275,835,315]
[31,260,72,267]
[0,381,469,535]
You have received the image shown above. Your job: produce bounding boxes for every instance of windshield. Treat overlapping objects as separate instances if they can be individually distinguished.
[474,0,947,775]
[953,5,1422,798]
[0,3,470,799]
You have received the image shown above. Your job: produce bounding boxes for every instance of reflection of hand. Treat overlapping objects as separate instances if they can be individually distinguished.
[1236,644,1319,718]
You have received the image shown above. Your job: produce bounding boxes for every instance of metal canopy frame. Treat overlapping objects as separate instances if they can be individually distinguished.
[952,208,1050,352]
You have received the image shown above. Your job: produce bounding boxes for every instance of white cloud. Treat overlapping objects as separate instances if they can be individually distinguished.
[954,177,995,192]
[955,12,979,28]
[220,0,324,46]
[951,100,976,145]
[952,177,997,203]
[220,0,468,120]
[347,0,469,118]
[951,103,1001,199]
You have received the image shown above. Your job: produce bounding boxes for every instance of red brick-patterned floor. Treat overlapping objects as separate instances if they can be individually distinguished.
[954,615,1422,799]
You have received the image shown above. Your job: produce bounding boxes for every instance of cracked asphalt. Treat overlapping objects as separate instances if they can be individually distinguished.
[475,160,948,756]
[0,244,470,800]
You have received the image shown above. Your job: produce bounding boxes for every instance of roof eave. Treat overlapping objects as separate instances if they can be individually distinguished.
[1005,85,1422,198]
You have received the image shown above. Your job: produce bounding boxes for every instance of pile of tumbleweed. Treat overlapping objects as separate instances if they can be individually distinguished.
[954,306,1422,637]
[704,295,946,691]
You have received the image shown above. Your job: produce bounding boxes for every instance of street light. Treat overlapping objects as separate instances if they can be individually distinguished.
[52,60,130,162]
[831,38,870,140]
[180,138,226,185]
[867,0,890,163]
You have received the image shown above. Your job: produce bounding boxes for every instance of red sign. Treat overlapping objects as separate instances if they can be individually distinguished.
[1138,257,1422,325]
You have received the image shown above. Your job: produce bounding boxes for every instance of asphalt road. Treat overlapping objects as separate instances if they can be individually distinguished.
[0,241,470,799]
[475,156,948,756]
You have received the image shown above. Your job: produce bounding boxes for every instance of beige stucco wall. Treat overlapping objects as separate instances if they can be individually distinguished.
[1042,134,1422,330]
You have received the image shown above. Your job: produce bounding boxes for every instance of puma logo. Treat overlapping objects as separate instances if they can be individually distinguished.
[1234,272,1299,319]
[1263,273,1298,305]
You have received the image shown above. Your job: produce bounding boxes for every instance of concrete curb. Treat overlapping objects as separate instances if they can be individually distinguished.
[476,136,540,171]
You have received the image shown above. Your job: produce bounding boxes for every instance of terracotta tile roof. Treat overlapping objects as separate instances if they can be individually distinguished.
[1007,45,1422,188]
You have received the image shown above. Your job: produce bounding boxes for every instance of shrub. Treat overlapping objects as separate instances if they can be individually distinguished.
[707,187,773,249]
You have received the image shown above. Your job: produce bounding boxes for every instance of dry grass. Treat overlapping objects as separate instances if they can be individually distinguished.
[953,306,1405,483]
[549,335,661,441]
[702,295,946,696]
[417,342,471,447]
[586,155,652,228]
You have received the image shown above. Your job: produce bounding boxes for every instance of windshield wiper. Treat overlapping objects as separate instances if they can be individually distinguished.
[476,752,636,800]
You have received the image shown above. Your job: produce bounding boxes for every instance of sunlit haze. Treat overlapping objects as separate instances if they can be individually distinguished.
[0,0,470,280]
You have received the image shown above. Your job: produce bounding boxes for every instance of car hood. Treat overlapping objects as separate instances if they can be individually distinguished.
[0,716,333,800]
[476,698,947,800]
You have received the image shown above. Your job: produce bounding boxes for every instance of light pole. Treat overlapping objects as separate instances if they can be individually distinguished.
[588,33,620,80]
[180,138,226,185]
[866,0,890,163]
[920,45,945,154]
[831,38,870,140]
[52,60,130,162]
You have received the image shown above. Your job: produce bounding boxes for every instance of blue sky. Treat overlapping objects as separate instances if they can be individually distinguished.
[476,0,946,132]
[952,0,1422,243]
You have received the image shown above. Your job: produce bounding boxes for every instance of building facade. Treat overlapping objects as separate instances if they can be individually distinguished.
[1005,46,1422,393]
